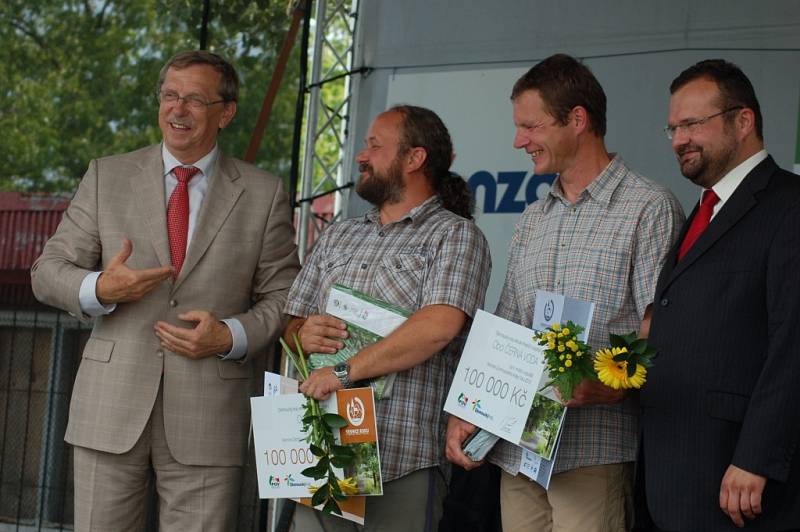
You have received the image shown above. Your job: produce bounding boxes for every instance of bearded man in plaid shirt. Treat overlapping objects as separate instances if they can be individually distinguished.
[446,54,685,531]
[284,105,491,531]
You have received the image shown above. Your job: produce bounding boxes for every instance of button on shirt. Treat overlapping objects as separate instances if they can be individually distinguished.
[78,144,247,359]
[488,155,685,476]
[285,196,492,481]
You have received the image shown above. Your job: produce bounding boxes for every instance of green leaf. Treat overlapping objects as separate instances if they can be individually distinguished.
[311,483,329,507]
[609,334,626,348]
[322,498,343,515]
[309,444,325,457]
[643,346,658,359]
[622,331,639,343]
[323,413,348,429]
[301,463,328,480]
[630,338,648,354]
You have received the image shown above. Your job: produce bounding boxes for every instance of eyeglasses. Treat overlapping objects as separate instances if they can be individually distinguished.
[156,89,226,110]
[663,106,743,140]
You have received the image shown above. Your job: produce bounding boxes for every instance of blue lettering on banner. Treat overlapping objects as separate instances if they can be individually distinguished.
[468,171,557,213]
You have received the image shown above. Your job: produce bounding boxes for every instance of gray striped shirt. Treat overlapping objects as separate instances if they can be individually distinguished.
[285,196,491,481]
[488,155,684,476]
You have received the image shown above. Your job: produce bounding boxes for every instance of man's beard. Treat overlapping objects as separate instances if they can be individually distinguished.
[676,127,738,188]
[355,158,405,207]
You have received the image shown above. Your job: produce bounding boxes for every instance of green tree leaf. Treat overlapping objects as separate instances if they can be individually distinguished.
[323,413,348,429]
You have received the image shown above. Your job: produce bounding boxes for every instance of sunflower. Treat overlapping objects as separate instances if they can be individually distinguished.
[626,363,647,389]
[593,347,647,389]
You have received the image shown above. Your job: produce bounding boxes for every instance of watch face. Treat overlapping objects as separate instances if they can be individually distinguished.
[334,362,348,374]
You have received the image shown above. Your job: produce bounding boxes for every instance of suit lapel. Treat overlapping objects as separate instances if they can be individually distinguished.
[132,145,171,269]
[661,156,777,291]
[654,207,693,297]
[173,151,243,291]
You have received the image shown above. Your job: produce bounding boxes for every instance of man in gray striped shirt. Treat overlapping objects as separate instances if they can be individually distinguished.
[285,105,491,531]
[446,54,684,531]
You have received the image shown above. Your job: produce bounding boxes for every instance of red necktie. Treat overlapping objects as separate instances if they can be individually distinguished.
[678,189,720,261]
[167,166,200,275]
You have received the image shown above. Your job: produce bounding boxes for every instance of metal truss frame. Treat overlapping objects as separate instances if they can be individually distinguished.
[295,0,364,261]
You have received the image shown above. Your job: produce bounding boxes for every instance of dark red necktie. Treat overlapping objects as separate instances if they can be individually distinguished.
[167,166,200,275]
[678,189,720,261]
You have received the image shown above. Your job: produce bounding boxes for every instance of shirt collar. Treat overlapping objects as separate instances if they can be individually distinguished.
[162,143,218,180]
[364,195,441,226]
[710,149,768,204]
[542,154,626,212]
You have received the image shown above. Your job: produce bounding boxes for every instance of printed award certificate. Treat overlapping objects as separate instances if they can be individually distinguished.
[251,388,382,500]
[309,284,409,400]
[519,291,595,488]
[444,310,546,444]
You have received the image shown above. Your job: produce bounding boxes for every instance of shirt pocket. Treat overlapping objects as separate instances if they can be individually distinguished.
[318,252,354,298]
[373,253,426,309]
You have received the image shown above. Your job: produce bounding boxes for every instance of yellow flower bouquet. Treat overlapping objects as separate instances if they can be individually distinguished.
[534,324,656,400]
[533,321,595,401]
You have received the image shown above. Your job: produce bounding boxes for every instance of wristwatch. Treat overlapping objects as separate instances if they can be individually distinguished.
[332,362,353,388]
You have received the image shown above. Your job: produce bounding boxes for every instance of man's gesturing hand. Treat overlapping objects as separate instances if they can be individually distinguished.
[96,238,173,304]
[154,310,233,359]
[719,464,767,527]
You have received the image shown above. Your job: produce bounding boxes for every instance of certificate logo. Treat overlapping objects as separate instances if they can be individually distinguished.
[284,474,309,488]
[268,475,280,488]
[457,392,469,407]
[346,397,366,427]
[471,399,493,420]
[544,299,555,321]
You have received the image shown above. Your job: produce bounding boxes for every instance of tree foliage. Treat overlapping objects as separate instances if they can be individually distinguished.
[0,0,300,192]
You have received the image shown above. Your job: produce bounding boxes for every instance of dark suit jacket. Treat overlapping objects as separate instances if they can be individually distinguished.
[641,156,800,531]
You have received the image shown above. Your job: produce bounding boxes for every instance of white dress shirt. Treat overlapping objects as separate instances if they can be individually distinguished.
[708,149,768,220]
[78,144,247,359]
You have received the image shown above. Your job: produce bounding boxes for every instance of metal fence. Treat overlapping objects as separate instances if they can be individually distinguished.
[0,305,266,532]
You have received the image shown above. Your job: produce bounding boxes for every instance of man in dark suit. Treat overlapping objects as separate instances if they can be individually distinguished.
[641,59,800,530]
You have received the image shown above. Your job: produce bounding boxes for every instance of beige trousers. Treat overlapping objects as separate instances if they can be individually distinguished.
[72,383,242,532]
[500,463,634,532]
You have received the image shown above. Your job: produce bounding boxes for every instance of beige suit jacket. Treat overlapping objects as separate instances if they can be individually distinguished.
[31,144,299,467]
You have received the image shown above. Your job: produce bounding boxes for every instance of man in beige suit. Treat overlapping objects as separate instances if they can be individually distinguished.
[31,50,299,531]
